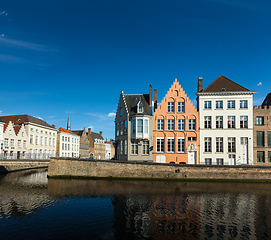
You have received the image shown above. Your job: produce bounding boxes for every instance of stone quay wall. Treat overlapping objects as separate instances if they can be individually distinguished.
[48,158,271,181]
[0,160,50,174]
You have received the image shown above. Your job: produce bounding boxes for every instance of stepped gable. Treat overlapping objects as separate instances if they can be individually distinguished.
[124,94,151,116]
[0,114,55,128]
[202,75,250,92]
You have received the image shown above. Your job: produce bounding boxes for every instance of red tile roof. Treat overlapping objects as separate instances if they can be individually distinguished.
[58,127,78,136]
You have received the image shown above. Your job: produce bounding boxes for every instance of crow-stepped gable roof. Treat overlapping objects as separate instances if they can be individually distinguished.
[123,94,152,116]
[202,75,250,93]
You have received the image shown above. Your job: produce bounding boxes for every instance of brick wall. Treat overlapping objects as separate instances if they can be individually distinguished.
[48,158,271,181]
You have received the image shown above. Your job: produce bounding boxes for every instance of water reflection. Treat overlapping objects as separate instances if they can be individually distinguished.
[1,171,271,239]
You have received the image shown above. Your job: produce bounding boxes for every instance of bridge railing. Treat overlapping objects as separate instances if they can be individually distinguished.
[0,153,55,160]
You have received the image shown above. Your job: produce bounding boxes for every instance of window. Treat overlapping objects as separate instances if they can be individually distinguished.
[168,119,174,131]
[216,159,223,165]
[240,116,248,128]
[31,128,34,132]
[62,143,64,150]
[116,123,119,136]
[157,119,164,130]
[45,137,48,146]
[204,116,211,129]
[178,119,185,131]
[49,138,52,146]
[4,138,8,147]
[45,131,48,134]
[188,137,196,141]
[120,107,123,116]
[131,142,138,155]
[167,138,175,153]
[216,101,223,109]
[41,130,43,134]
[23,140,26,148]
[204,137,211,152]
[124,120,127,134]
[178,102,185,113]
[138,102,143,113]
[204,101,211,109]
[227,100,235,109]
[144,119,148,133]
[257,131,264,147]
[35,136,38,145]
[168,102,174,113]
[228,116,235,128]
[241,137,248,145]
[62,136,64,141]
[120,122,123,135]
[142,140,149,155]
[40,136,43,145]
[10,139,14,147]
[228,137,236,153]
[205,158,212,165]
[240,100,248,109]
[188,119,196,130]
[256,116,264,125]
[36,129,39,133]
[30,135,34,145]
[157,138,164,152]
[268,132,271,147]
[178,138,185,153]
[268,151,271,163]
[124,140,127,155]
[257,151,265,163]
[137,119,143,133]
[120,140,123,155]
[216,137,223,152]
[216,116,223,129]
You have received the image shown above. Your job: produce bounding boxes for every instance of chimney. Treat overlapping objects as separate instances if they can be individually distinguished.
[52,124,56,128]
[100,131,103,136]
[198,77,203,92]
[154,89,157,111]
[149,84,152,108]
[106,138,108,142]
[88,128,91,135]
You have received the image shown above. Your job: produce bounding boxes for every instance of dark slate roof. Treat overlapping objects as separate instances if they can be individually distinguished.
[0,115,55,129]
[90,132,104,140]
[124,94,152,116]
[72,130,83,136]
[202,75,250,93]
[262,93,271,106]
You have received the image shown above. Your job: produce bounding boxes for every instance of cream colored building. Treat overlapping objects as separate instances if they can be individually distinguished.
[0,115,57,159]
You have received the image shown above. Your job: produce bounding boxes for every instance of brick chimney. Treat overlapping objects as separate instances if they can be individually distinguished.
[100,131,103,137]
[52,124,56,128]
[149,84,152,109]
[198,77,203,92]
[88,128,91,135]
[154,89,157,111]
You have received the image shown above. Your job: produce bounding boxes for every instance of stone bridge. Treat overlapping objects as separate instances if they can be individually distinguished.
[0,159,50,174]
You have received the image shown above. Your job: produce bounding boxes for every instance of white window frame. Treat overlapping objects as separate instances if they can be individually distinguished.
[167,102,174,113]
[157,119,164,130]
[167,137,175,153]
[177,137,185,153]
[156,137,164,153]
[204,137,211,153]
[167,119,174,131]
[188,119,196,130]
[204,101,211,109]
[216,116,223,129]
[178,119,185,131]
[178,102,184,113]
[216,137,223,153]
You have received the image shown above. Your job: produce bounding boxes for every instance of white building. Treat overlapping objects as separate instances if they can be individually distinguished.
[57,127,80,158]
[197,76,255,165]
[0,115,57,159]
[0,119,4,156]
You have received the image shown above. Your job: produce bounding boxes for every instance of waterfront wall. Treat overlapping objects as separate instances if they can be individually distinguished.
[0,160,50,173]
[48,158,271,181]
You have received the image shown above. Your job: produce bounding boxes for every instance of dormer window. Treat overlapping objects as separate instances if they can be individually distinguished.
[137,101,143,113]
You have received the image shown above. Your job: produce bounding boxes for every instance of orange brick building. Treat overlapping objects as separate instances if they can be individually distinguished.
[153,79,200,164]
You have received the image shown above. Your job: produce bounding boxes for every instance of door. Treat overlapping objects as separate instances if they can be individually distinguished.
[156,155,166,163]
[229,154,236,165]
[188,151,196,164]
[240,137,248,164]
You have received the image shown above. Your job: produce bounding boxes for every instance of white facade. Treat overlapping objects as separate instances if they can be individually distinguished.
[25,124,57,159]
[0,121,4,156]
[58,131,80,158]
[198,91,254,165]
[2,121,28,159]
[105,142,111,160]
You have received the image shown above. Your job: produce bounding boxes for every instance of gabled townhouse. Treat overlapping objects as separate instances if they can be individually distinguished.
[0,115,57,159]
[105,138,115,160]
[56,127,80,158]
[87,128,105,159]
[196,75,255,165]
[72,128,90,158]
[253,93,271,164]
[115,85,153,162]
[1,121,28,159]
[153,79,199,164]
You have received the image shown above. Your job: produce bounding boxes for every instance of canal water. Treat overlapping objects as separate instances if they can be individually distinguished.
[1,169,271,240]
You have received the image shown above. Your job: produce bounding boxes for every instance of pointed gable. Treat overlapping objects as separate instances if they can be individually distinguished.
[202,75,250,93]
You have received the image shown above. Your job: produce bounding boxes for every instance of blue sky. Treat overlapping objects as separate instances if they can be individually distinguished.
[0,0,270,140]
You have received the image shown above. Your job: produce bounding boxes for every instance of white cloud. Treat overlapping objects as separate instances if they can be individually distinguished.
[107,113,116,117]
[0,110,2,114]
[257,82,262,86]
[0,54,27,63]
[1,34,4,37]
[88,125,94,130]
